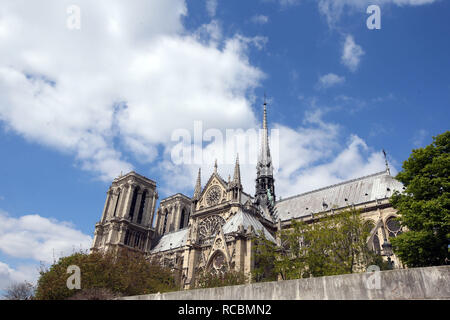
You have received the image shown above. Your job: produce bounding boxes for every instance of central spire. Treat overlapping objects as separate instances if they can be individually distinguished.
[255,95,275,212]
[258,95,272,176]
[263,95,267,130]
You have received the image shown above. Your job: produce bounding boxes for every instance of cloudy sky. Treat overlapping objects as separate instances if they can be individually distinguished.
[0,0,449,290]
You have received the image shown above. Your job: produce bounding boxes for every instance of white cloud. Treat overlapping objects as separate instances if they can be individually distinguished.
[155,106,391,201]
[0,0,264,182]
[412,129,429,147]
[251,15,269,24]
[279,0,301,7]
[341,35,365,72]
[334,94,368,113]
[276,131,389,198]
[0,210,92,290]
[206,0,218,17]
[0,1,395,203]
[317,0,437,26]
[0,211,92,264]
[317,73,345,89]
[0,262,39,292]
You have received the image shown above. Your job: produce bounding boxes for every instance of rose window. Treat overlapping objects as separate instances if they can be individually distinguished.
[206,186,221,206]
[386,217,402,238]
[198,215,226,241]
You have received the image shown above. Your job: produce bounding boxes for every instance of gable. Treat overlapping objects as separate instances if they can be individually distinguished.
[197,173,228,210]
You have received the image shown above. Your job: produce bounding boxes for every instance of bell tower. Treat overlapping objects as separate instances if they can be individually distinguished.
[91,171,158,254]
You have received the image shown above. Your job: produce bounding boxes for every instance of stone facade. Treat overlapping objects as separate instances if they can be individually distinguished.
[92,171,158,254]
[154,193,192,235]
[92,102,405,289]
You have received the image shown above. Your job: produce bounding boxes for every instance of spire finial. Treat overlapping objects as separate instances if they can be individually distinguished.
[263,94,267,130]
[193,168,202,200]
[383,149,391,175]
[214,159,218,173]
[256,94,275,209]
[232,154,241,187]
[257,93,272,173]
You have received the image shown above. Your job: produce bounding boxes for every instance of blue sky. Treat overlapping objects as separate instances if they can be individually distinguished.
[0,0,449,290]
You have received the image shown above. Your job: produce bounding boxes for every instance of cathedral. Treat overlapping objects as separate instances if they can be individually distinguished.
[91,101,405,289]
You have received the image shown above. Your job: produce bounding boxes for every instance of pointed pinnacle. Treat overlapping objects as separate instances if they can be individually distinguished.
[193,168,201,200]
[263,99,267,130]
[233,154,241,186]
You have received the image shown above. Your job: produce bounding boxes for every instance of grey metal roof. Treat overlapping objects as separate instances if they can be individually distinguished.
[275,171,404,222]
[240,192,253,205]
[150,228,189,253]
[222,210,276,243]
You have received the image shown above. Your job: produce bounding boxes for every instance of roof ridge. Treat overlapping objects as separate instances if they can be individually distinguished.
[160,193,191,202]
[114,171,156,185]
[241,190,253,198]
[276,170,388,204]
[159,227,189,236]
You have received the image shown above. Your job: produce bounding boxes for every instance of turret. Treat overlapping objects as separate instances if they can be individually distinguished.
[192,168,202,213]
[229,155,242,202]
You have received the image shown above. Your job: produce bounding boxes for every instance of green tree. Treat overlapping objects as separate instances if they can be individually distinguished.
[194,269,247,289]
[390,131,450,267]
[252,231,278,282]
[35,249,177,300]
[253,209,385,281]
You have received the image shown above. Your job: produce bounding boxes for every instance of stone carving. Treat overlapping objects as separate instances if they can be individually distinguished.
[210,251,226,274]
[198,215,225,242]
[206,185,222,206]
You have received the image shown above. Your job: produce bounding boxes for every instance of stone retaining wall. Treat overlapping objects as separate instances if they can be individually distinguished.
[121,266,450,300]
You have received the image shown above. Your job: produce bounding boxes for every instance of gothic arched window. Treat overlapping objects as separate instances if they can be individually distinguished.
[386,217,402,238]
[137,190,147,224]
[207,251,227,276]
[113,189,121,217]
[169,208,175,232]
[373,234,381,254]
[129,187,140,220]
[163,209,169,234]
[179,208,186,229]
